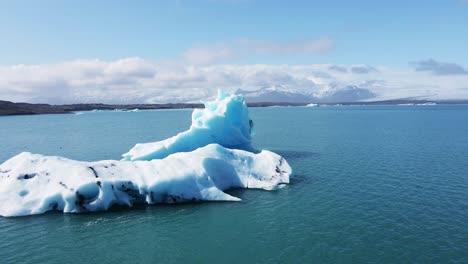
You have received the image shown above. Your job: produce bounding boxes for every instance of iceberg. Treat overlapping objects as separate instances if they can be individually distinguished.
[122,92,255,161]
[0,91,291,217]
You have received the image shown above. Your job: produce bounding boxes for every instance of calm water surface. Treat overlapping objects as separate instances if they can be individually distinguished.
[1,105,467,263]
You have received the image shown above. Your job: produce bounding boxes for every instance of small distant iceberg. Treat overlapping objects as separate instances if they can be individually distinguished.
[306,103,318,107]
[397,102,437,106]
[0,91,291,217]
[112,108,139,112]
[115,108,140,112]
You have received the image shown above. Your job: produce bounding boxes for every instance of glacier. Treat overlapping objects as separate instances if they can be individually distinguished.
[0,91,291,217]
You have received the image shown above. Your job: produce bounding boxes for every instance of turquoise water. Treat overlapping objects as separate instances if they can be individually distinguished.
[1,105,468,263]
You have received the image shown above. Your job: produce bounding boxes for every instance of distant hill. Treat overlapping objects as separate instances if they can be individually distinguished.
[0,100,202,116]
[0,100,69,115]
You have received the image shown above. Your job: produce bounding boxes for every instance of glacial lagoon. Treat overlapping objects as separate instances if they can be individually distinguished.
[0,104,467,263]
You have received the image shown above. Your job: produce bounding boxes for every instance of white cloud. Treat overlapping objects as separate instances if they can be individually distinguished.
[177,37,335,65]
[350,65,378,74]
[237,37,335,55]
[180,45,235,65]
[411,59,468,75]
[1,58,468,104]
[104,58,156,78]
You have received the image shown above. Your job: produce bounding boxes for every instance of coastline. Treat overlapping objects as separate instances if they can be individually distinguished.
[1,99,468,116]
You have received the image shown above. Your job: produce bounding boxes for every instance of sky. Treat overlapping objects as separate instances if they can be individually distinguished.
[0,0,467,103]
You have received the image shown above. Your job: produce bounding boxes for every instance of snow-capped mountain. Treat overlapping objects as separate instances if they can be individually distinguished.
[235,85,313,103]
[235,84,375,103]
[317,85,376,103]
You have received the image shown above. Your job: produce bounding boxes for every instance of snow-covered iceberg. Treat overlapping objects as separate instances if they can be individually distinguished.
[123,92,255,161]
[0,91,291,217]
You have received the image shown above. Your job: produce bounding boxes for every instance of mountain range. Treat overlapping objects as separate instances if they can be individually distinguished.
[235,84,376,103]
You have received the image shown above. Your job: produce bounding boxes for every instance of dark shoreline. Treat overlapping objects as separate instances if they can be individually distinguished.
[1,99,467,116]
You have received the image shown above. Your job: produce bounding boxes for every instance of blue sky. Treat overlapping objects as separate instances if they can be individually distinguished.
[1,0,467,65]
[0,0,467,103]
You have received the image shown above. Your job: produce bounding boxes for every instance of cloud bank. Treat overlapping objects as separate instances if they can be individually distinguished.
[1,57,468,104]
